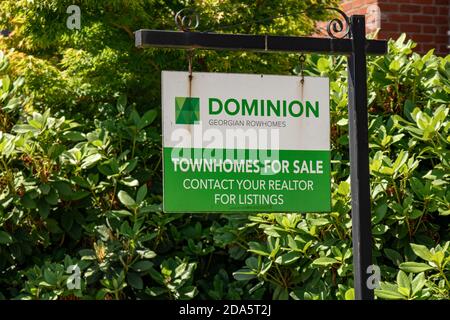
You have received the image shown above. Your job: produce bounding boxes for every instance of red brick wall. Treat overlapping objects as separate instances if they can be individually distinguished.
[377,0,448,55]
[325,0,449,55]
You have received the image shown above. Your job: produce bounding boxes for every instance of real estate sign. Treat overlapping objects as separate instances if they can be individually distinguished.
[162,71,331,213]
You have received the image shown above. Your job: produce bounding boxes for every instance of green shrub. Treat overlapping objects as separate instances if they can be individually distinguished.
[0,8,449,299]
[229,35,450,300]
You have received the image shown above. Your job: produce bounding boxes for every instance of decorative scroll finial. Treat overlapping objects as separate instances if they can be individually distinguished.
[175,8,199,32]
[324,7,350,39]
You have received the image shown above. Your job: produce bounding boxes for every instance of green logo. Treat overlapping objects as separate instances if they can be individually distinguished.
[175,97,200,124]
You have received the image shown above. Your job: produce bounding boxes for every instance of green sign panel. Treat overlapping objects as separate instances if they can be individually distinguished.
[162,71,331,213]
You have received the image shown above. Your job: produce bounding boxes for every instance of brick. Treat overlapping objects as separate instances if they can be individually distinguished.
[434,16,448,24]
[400,4,422,13]
[382,22,400,31]
[400,24,422,32]
[412,15,434,23]
[386,13,411,23]
[434,35,448,43]
[379,31,401,40]
[439,26,448,34]
[420,43,436,53]
[411,0,434,3]
[434,0,449,5]
[438,6,449,15]
[411,34,434,42]
[342,0,366,9]
[422,6,437,14]
[378,4,399,12]
[422,25,438,33]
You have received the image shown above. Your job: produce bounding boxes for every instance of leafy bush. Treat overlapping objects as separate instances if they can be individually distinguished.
[229,35,450,300]
[1,34,448,300]
[0,1,449,300]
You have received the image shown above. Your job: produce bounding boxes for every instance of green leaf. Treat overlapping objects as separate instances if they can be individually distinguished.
[43,269,57,285]
[411,272,426,296]
[131,260,154,272]
[392,151,408,173]
[399,262,433,273]
[136,184,147,204]
[67,191,90,201]
[317,58,330,72]
[273,285,289,300]
[46,218,63,234]
[106,210,132,218]
[21,194,37,209]
[337,181,350,196]
[178,286,198,299]
[127,272,143,289]
[62,131,85,142]
[344,288,354,300]
[0,231,13,244]
[233,268,256,281]
[389,59,401,72]
[138,110,157,130]
[397,270,410,291]
[410,177,425,198]
[384,248,403,266]
[117,95,127,113]
[145,286,167,297]
[375,288,405,300]
[52,181,72,197]
[79,249,96,260]
[98,163,115,176]
[373,202,387,224]
[312,257,339,267]
[13,124,40,134]
[139,205,161,213]
[397,286,410,297]
[81,154,102,169]
[120,177,139,187]
[45,189,59,205]
[410,243,432,262]
[37,199,51,218]
[118,190,136,208]
[248,242,269,256]
[137,249,157,259]
[275,252,300,265]
[61,211,74,232]
[40,184,50,195]
[410,209,423,219]
[372,224,389,235]
[336,118,348,126]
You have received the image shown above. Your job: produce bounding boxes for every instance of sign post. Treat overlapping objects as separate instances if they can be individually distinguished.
[135,9,387,300]
[347,15,373,300]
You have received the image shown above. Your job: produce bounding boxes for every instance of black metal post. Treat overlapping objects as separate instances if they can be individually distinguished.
[135,30,387,55]
[347,15,374,300]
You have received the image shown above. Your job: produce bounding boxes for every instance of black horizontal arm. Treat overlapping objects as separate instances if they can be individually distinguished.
[135,30,387,55]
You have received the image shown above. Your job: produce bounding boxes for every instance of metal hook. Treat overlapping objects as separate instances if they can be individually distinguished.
[187,49,194,97]
[299,54,306,99]
[299,54,306,86]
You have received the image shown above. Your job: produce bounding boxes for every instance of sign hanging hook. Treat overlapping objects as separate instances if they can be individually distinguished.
[299,54,306,86]
[299,53,306,99]
[187,48,195,97]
